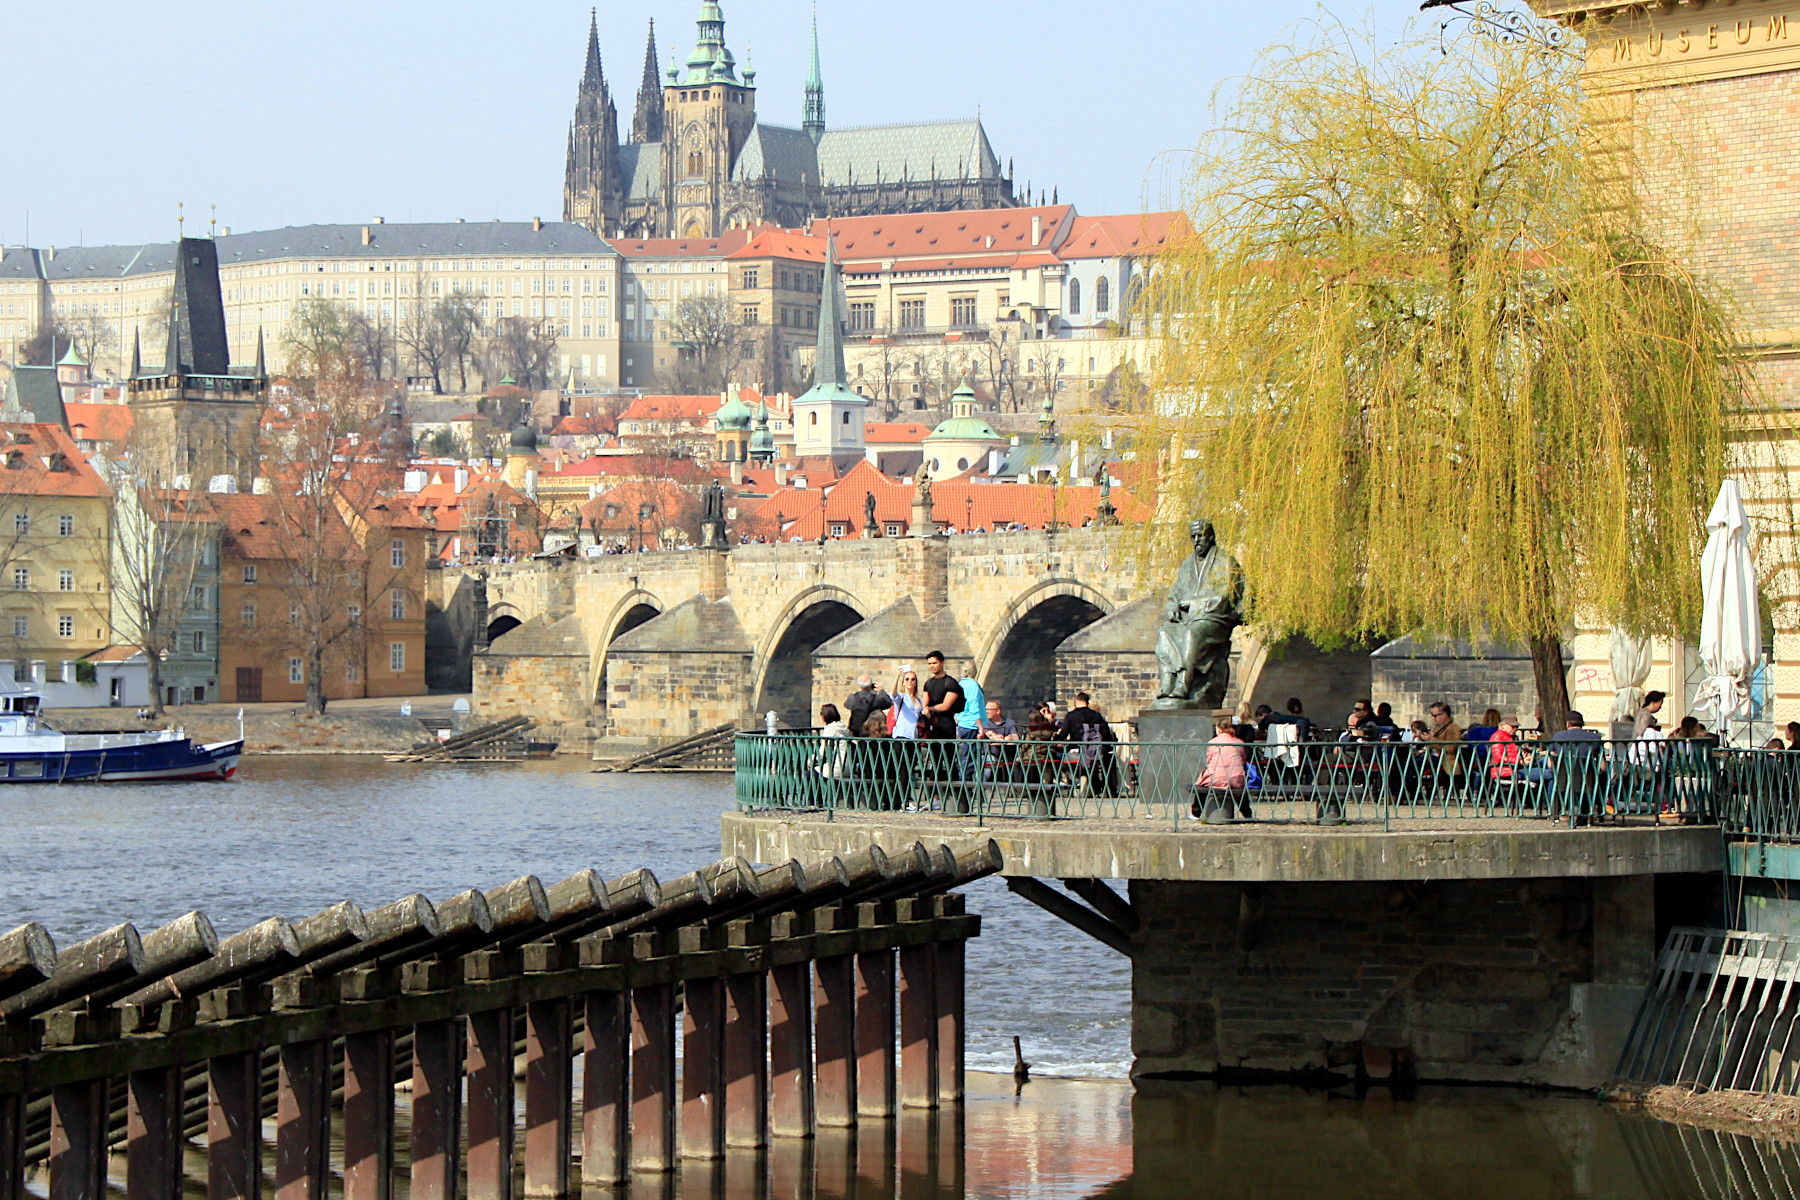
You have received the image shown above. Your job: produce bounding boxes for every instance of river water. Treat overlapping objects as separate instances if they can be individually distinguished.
[0,756,1787,1198]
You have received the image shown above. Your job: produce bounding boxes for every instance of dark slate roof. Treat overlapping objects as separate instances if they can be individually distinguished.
[3,367,68,426]
[618,145,663,204]
[732,125,821,187]
[4,222,619,284]
[813,120,1002,187]
[172,238,231,376]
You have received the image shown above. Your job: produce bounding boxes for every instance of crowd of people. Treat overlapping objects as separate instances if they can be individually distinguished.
[816,654,1118,748]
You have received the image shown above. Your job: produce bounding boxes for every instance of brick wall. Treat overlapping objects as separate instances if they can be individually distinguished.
[471,653,594,750]
[1370,653,1543,729]
[1129,876,1649,1086]
[1056,650,1158,726]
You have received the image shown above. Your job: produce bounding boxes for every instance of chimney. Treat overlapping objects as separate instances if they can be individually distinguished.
[1031,215,1042,246]
[985,234,995,249]
[252,477,273,494]
[730,459,744,485]
[220,226,231,237]
[533,216,544,232]
[361,226,372,246]
[373,216,385,224]
[454,466,470,492]
[775,462,789,487]
[45,246,54,262]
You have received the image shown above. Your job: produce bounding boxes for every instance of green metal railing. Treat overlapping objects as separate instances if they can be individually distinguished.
[733,733,1725,830]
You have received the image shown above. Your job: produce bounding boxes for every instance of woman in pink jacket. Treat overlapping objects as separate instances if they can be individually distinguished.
[1192,715,1251,823]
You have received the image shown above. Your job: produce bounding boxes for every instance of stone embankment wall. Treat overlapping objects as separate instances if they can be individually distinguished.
[1129,875,1668,1088]
[55,708,432,754]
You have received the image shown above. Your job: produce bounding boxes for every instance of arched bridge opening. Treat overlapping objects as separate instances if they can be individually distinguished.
[755,600,864,729]
[985,593,1108,725]
[486,614,522,645]
[594,601,663,713]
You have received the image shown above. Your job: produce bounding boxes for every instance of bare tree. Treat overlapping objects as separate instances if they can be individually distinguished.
[488,316,559,391]
[1025,347,1066,408]
[101,425,210,717]
[344,310,395,381]
[441,296,482,393]
[664,296,746,393]
[285,300,355,379]
[61,313,119,378]
[976,330,1022,412]
[17,318,70,368]
[398,300,455,394]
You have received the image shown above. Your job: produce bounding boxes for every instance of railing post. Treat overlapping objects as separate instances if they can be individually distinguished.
[722,970,769,1148]
[814,954,857,1127]
[466,1008,515,1200]
[411,1018,464,1200]
[768,961,815,1137]
[581,991,630,1187]
[524,999,574,1197]
[275,1040,332,1200]
[681,978,726,1159]
[342,1031,394,1200]
[898,944,938,1109]
[49,1079,106,1200]
[208,1050,263,1200]
[126,1066,184,1200]
[629,983,678,1173]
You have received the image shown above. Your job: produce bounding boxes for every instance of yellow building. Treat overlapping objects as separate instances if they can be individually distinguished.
[0,423,113,675]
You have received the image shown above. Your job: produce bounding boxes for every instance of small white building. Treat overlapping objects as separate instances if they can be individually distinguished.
[11,648,152,710]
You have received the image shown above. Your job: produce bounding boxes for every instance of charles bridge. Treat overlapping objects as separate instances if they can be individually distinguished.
[430,528,1384,755]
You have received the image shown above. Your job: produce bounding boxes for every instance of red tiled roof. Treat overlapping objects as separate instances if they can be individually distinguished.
[551,414,616,437]
[809,206,1074,263]
[618,394,725,423]
[0,424,109,498]
[1057,212,1187,260]
[865,423,932,444]
[727,231,828,262]
[64,403,135,445]
[612,231,755,258]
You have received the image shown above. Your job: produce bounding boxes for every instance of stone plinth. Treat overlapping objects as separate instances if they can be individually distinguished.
[1134,707,1215,810]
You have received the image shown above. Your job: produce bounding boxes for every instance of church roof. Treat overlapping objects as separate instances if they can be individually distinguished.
[731,125,821,186]
[727,230,827,262]
[618,143,663,204]
[814,120,1002,187]
[2,368,66,427]
[1058,212,1187,260]
[811,205,1074,263]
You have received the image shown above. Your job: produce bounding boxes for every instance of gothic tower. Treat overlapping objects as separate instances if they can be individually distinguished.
[562,10,620,234]
[802,8,824,145]
[661,1,757,238]
[631,19,664,145]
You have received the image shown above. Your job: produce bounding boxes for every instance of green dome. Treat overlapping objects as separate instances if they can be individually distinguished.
[509,424,538,452]
[926,416,1001,441]
[749,402,775,453]
[715,395,753,430]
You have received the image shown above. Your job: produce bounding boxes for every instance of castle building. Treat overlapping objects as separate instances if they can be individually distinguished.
[562,3,1019,240]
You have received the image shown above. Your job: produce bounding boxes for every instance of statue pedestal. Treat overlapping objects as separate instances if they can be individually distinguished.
[1135,707,1217,810]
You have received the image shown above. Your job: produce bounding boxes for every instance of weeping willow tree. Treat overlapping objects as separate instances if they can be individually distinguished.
[1138,18,1787,724]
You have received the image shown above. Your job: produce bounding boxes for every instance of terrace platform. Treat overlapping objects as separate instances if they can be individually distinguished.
[722,810,1723,883]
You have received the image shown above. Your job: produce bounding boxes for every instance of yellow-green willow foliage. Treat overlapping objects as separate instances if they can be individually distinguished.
[1137,20,1788,695]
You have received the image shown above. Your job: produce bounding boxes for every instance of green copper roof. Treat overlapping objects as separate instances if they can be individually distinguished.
[682,0,737,84]
[57,344,85,367]
[750,400,774,452]
[926,416,1002,441]
[715,395,753,429]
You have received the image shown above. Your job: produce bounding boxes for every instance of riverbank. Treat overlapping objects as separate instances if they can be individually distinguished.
[47,695,470,754]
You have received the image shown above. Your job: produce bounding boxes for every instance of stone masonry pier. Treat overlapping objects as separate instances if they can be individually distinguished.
[724,811,1723,1089]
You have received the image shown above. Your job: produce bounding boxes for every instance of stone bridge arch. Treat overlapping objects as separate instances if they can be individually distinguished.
[751,585,871,728]
[587,588,666,708]
[976,578,1115,721]
[484,602,525,646]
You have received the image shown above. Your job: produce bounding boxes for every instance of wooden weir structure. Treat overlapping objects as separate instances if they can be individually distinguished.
[0,839,996,1199]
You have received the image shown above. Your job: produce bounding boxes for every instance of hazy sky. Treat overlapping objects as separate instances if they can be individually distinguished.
[9,1,1415,248]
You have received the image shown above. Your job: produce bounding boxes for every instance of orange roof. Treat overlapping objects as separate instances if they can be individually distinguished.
[0,424,109,498]
[1057,212,1187,260]
[865,423,932,444]
[84,645,148,663]
[809,206,1074,264]
[613,230,754,258]
[551,414,615,437]
[618,394,725,423]
[727,231,828,262]
[212,493,348,561]
[64,403,135,445]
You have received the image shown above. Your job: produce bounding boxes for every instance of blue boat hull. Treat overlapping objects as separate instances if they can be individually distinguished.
[0,738,243,783]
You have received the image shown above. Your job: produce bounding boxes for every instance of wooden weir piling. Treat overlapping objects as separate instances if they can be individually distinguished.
[0,838,997,1198]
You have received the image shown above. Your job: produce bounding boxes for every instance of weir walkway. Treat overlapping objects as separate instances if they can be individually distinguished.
[727,733,1800,1091]
[0,842,996,1200]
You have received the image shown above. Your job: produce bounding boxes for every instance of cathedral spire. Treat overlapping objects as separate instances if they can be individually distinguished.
[632,18,664,144]
[583,8,603,90]
[684,1,736,84]
[803,5,825,145]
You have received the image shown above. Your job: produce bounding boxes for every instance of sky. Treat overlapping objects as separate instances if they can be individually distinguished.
[7,1,1416,249]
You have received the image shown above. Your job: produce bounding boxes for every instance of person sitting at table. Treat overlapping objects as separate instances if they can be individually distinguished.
[979,700,1019,741]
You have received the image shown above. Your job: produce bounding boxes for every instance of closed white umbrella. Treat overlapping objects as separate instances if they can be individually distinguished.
[1693,479,1761,729]
[1608,628,1652,724]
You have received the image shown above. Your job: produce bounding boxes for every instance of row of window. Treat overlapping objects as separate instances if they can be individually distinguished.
[282,643,406,683]
[11,514,78,537]
[239,591,407,627]
[12,568,79,592]
[738,268,821,293]
[1067,276,1111,316]
[10,615,78,639]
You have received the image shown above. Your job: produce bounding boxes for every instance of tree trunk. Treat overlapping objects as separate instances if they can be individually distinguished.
[306,640,326,717]
[145,648,164,719]
[1528,633,1571,735]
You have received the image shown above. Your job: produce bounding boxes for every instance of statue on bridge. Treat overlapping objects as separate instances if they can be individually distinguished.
[1152,518,1244,709]
[699,481,730,551]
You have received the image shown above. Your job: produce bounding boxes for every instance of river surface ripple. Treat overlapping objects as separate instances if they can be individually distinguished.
[0,757,1779,1198]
